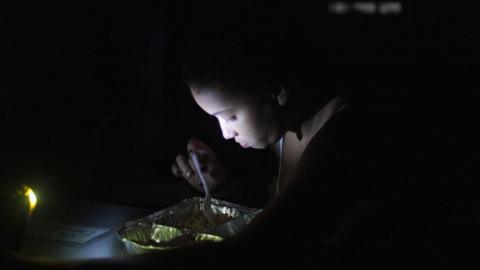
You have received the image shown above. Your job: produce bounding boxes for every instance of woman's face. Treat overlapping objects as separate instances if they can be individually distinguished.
[190,84,283,149]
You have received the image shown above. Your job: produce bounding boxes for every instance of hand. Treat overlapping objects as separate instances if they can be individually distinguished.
[171,137,228,193]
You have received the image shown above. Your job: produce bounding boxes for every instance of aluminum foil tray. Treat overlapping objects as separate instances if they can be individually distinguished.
[116,197,261,253]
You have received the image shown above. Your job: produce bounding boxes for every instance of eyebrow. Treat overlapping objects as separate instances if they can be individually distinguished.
[212,109,232,116]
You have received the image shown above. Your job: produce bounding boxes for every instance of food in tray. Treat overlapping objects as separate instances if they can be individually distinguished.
[174,211,233,232]
[117,197,260,253]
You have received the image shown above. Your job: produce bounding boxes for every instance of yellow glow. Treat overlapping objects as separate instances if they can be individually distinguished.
[24,186,37,213]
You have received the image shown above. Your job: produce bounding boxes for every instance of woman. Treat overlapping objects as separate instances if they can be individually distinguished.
[169,28,352,201]
[166,31,390,268]
[170,80,349,201]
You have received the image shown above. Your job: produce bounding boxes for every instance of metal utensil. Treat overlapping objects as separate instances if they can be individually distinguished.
[190,152,216,225]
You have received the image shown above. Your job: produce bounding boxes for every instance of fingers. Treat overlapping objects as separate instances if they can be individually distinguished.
[171,164,182,178]
[171,138,216,193]
[188,157,209,174]
[187,137,209,159]
[188,158,203,186]
[176,154,193,178]
[174,154,203,192]
[187,137,204,152]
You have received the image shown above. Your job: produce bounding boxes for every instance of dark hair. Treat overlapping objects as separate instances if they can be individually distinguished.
[177,27,339,110]
[179,29,288,95]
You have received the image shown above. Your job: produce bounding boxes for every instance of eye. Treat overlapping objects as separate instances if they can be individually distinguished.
[227,115,237,122]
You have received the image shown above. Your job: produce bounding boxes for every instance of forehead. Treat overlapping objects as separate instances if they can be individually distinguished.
[190,84,255,113]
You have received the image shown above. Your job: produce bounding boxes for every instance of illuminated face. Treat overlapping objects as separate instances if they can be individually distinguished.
[190,84,283,149]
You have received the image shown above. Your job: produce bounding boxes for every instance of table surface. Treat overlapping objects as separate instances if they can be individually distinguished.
[20,197,155,261]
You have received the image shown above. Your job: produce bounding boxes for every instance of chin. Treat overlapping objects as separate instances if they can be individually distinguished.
[250,142,268,149]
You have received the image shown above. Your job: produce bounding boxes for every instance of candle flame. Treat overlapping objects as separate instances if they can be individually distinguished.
[24,186,37,213]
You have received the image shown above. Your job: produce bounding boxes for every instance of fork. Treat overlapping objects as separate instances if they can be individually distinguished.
[190,152,216,226]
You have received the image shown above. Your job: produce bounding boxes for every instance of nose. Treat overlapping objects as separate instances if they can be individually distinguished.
[219,120,238,140]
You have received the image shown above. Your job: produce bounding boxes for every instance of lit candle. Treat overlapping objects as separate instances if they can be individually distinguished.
[0,183,36,251]
[23,185,37,217]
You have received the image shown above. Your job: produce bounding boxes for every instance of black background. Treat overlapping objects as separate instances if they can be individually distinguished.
[1,2,478,205]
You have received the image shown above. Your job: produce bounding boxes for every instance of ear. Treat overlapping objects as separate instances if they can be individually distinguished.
[275,85,288,106]
[265,83,288,106]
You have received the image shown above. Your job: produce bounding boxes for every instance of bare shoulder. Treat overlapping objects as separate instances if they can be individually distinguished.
[293,107,361,187]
